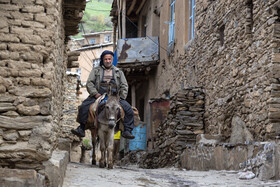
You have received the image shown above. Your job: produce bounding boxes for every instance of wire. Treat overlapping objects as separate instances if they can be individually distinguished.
[80,23,98,60]
[86,7,111,11]
[81,53,94,68]
[124,15,169,53]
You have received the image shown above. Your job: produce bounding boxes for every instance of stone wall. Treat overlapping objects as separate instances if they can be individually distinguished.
[60,74,83,162]
[156,0,280,141]
[0,0,85,185]
[180,141,280,180]
[140,87,205,168]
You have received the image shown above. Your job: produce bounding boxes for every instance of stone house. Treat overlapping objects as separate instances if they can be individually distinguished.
[0,0,86,186]
[111,0,280,179]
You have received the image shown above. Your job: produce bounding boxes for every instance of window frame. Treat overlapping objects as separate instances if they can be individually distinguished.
[89,38,96,45]
[189,0,195,40]
[169,0,175,45]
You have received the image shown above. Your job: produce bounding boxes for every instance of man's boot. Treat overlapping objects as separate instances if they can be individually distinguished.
[121,131,135,139]
[71,124,85,137]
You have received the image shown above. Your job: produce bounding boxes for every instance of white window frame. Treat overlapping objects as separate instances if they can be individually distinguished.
[189,0,195,40]
[169,0,175,45]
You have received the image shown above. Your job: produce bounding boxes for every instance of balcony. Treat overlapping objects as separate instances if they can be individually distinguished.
[116,36,159,75]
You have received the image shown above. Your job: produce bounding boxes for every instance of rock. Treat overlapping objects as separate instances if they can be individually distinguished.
[1,110,19,117]
[196,134,222,144]
[238,171,256,179]
[0,102,16,112]
[0,168,45,187]
[230,116,253,144]
[0,115,51,129]
[42,150,69,187]
[3,130,19,141]
[17,104,41,116]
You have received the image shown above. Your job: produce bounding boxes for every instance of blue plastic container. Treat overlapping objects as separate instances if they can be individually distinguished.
[129,122,146,151]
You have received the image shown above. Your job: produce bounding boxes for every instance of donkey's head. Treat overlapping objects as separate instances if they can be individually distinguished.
[103,84,120,129]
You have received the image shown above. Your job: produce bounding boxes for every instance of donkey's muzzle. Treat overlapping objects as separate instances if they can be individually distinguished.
[108,119,115,129]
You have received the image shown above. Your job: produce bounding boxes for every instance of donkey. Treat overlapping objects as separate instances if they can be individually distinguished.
[90,89,121,169]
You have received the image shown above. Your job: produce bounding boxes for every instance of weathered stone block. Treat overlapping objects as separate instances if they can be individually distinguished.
[17,104,41,116]
[10,26,34,35]
[19,34,43,45]
[0,43,7,50]
[31,78,51,87]
[0,168,45,187]
[196,134,222,144]
[21,5,44,13]
[20,51,43,62]
[22,20,45,28]
[0,102,16,112]
[8,12,34,21]
[0,4,20,11]
[3,130,19,141]
[8,43,30,51]
[42,150,69,187]
[230,116,253,144]
[11,0,35,5]
[9,86,51,97]
[2,111,19,117]
[35,13,52,25]
[0,85,6,93]
[19,69,42,77]
[0,33,20,42]
[0,115,51,129]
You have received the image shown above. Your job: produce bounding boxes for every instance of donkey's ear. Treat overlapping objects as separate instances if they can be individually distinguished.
[107,84,112,96]
[117,90,120,101]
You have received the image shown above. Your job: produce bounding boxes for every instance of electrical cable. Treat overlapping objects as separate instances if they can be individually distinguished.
[124,14,169,53]
[80,23,98,61]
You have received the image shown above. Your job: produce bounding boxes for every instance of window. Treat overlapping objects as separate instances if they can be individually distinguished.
[93,59,100,67]
[89,39,95,44]
[189,0,195,40]
[76,68,81,79]
[169,0,175,45]
[104,34,111,42]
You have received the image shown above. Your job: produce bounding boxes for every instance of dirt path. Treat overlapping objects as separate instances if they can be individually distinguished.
[63,162,280,187]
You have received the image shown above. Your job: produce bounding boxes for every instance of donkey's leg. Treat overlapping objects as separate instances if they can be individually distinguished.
[98,130,105,168]
[91,130,96,165]
[107,132,114,169]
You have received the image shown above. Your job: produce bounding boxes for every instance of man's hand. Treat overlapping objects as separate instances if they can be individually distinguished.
[95,93,101,98]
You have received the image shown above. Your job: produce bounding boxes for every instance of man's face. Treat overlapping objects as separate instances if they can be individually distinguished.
[103,54,113,69]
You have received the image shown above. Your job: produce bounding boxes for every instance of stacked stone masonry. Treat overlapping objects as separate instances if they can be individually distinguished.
[156,0,280,141]
[140,88,205,168]
[0,0,85,186]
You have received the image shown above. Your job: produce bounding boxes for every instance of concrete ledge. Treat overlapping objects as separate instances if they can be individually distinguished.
[180,141,280,180]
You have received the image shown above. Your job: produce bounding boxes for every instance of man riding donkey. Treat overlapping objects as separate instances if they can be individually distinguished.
[71,50,135,140]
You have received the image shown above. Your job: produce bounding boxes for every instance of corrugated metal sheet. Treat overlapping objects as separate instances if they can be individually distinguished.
[117,37,159,63]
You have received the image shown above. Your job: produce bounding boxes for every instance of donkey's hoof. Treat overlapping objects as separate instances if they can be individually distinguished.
[108,163,113,169]
[92,160,96,165]
[99,162,105,168]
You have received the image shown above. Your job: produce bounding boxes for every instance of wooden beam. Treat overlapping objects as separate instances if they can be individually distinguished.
[127,0,137,16]
[122,0,126,38]
[117,0,121,39]
[136,0,147,15]
[131,84,136,107]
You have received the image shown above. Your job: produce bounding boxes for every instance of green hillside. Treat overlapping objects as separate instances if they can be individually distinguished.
[72,0,113,39]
